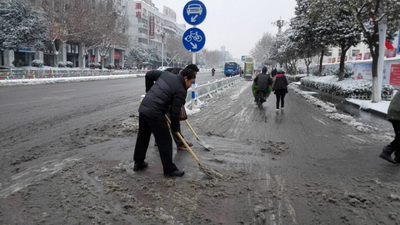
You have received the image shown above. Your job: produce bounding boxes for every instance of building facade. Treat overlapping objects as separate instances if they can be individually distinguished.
[0,0,128,69]
[324,32,400,64]
[123,0,185,67]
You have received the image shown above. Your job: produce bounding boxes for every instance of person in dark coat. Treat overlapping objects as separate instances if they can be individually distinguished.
[272,68,289,113]
[253,66,273,102]
[271,68,277,78]
[155,67,193,151]
[380,91,400,163]
[133,68,196,177]
[185,64,199,75]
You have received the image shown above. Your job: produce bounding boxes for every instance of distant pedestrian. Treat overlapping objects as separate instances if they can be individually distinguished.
[133,68,196,177]
[272,68,288,113]
[379,91,400,163]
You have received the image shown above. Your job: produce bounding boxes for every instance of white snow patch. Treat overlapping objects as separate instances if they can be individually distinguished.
[291,83,377,133]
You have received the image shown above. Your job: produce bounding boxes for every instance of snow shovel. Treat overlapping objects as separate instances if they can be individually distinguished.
[184,120,214,151]
[165,116,222,179]
[175,131,222,179]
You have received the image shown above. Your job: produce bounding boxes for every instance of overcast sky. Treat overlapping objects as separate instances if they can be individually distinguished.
[152,0,297,59]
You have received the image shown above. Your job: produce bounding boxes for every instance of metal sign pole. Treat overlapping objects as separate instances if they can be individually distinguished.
[192,52,196,64]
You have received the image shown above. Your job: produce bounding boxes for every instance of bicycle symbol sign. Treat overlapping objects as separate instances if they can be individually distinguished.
[182,27,206,52]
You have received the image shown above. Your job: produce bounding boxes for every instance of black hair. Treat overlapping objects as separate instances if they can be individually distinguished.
[180,68,196,80]
[262,66,268,74]
[185,64,199,72]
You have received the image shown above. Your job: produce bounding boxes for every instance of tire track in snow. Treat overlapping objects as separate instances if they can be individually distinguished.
[0,157,81,198]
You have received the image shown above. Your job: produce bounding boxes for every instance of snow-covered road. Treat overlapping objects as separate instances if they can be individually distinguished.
[0,77,398,224]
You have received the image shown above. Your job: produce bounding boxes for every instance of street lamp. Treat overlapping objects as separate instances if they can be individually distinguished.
[160,32,165,67]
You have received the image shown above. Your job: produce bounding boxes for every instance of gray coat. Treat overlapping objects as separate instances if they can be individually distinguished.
[388,91,400,121]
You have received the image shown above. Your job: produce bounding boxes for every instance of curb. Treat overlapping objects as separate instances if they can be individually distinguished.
[299,85,388,120]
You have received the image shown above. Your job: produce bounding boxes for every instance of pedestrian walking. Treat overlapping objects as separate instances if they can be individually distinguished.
[379,91,400,163]
[133,68,196,177]
[272,68,289,113]
[271,68,277,78]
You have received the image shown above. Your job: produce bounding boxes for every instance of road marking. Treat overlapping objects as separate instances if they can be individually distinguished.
[0,157,81,198]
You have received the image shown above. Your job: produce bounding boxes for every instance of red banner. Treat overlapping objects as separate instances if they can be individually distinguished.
[390,64,400,86]
[136,11,141,18]
[355,53,362,60]
[114,51,121,60]
[136,3,141,9]
[149,16,155,39]
[385,40,395,50]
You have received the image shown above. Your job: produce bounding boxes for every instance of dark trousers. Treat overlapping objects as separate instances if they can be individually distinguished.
[134,113,177,174]
[389,120,400,152]
[276,93,286,109]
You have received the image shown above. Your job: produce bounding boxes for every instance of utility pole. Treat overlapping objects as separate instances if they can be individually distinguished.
[373,18,387,103]
[272,17,286,34]
[161,32,165,67]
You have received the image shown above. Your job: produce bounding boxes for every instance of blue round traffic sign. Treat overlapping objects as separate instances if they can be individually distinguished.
[182,28,206,52]
[183,1,207,25]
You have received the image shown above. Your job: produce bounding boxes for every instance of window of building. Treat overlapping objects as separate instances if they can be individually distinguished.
[351,49,360,57]
[326,49,332,57]
[138,38,148,44]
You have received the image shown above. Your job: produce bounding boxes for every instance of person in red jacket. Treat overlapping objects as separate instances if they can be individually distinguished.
[272,68,289,113]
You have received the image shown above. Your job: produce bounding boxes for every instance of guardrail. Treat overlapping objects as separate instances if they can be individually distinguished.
[0,69,146,80]
[185,75,242,107]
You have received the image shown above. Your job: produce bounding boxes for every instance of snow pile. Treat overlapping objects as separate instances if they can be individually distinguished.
[291,83,377,132]
[300,75,394,99]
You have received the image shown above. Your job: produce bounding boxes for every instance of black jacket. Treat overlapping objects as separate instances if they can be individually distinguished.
[273,74,288,92]
[254,73,272,91]
[139,70,187,132]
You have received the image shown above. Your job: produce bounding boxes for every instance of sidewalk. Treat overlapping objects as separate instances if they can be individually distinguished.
[293,75,396,119]
[346,98,390,118]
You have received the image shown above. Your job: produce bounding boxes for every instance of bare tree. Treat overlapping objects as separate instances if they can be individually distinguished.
[250,33,275,66]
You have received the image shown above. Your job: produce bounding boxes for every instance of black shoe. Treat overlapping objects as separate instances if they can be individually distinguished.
[164,169,185,177]
[133,161,148,171]
[379,146,396,164]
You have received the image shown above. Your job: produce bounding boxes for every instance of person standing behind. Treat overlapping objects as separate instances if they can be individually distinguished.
[185,64,199,75]
[253,66,273,102]
[272,68,289,113]
[271,68,277,78]
[133,69,196,177]
[379,91,400,163]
